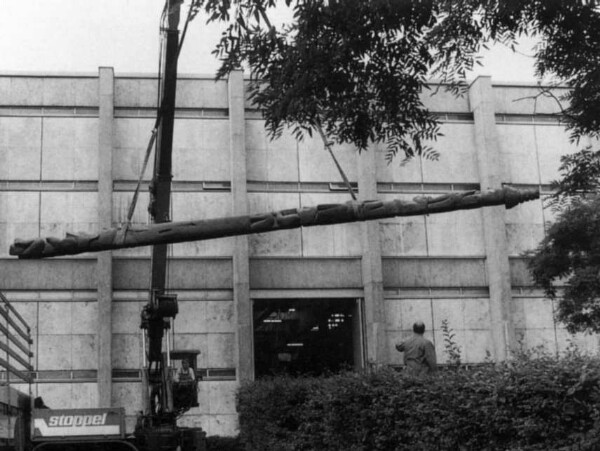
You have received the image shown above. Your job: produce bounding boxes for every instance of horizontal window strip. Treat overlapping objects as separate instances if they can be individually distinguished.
[0,181,98,191]
[114,107,228,118]
[433,112,474,122]
[0,181,548,196]
[3,368,238,383]
[114,181,231,192]
[0,106,98,117]
[247,181,358,193]
[496,113,564,124]
[377,182,480,194]
[384,286,490,299]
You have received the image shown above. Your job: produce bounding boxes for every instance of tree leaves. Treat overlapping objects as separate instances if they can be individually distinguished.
[192,1,600,164]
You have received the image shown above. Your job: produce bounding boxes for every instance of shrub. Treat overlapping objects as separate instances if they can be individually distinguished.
[237,352,600,450]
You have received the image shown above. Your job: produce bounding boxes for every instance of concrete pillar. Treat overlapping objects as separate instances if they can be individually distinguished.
[469,76,515,361]
[97,67,114,405]
[358,149,386,367]
[228,71,253,381]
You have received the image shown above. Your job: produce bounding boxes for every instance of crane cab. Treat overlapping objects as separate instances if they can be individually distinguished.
[170,350,200,410]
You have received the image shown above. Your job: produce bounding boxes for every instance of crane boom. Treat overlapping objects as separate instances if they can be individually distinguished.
[10,187,539,259]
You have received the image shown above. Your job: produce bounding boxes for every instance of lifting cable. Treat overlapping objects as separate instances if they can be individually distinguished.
[316,123,357,201]
[120,1,200,242]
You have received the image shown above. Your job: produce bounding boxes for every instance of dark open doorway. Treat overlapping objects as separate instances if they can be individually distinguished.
[253,298,361,378]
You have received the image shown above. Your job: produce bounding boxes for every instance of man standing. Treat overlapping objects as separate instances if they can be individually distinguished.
[396,321,437,376]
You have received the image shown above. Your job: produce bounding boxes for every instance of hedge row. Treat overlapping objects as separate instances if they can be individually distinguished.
[237,352,600,450]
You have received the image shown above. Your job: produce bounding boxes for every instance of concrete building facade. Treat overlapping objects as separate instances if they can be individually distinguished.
[0,69,598,436]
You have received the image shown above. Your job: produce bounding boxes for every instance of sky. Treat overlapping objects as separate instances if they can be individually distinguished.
[0,0,540,82]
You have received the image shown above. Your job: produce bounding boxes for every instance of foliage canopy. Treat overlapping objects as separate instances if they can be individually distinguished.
[192,0,600,162]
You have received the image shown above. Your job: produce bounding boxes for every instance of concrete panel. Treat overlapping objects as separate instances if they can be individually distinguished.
[0,192,40,258]
[173,120,230,181]
[505,199,545,255]
[248,192,300,214]
[36,383,76,409]
[432,298,464,330]
[462,329,493,363]
[301,223,362,257]
[205,301,235,334]
[206,333,235,368]
[176,79,228,109]
[257,128,301,182]
[384,299,403,330]
[37,335,72,369]
[298,137,358,182]
[509,258,535,287]
[426,209,485,256]
[112,258,233,290]
[41,118,98,180]
[245,122,268,181]
[249,230,302,257]
[112,192,152,246]
[379,220,428,256]
[0,117,42,180]
[506,224,545,256]
[422,87,470,112]
[462,298,491,329]
[497,124,538,184]
[386,330,405,365]
[114,79,158,108]
[0,260,97,290]
[249,257,362,289]
[42,78,98,106]
[71,302,98,334]
[397,299,433,331]
[246,125,302,182]
[6,78,43,105]
[513,297,554,329]
[383,257,487,288]
[71,383,99,408]
[111,382,142,418]
[536,126,582,184]
[168,259,234,289]
[10,302,38,337]
[38,302,71,335]
[376,148,423,183]
[192,383,211,414]
[175,301,207,334]
[300,192,362,257]
[173,334,209,369]
[171,192,235,257]
[112,302,144,334]
[40,192,98,238]
[421,124,479,183]
[493,86,569,115]
[71,335,97,369]
[205,414,239,437]
[113,118,156,180]
[207,381,237,415]
[112,334,141,369]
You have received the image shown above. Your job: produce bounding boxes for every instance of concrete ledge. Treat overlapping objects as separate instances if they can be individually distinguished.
[113,257,233,290]
[249,257,362,289]
[0,259,97,290]
[383,257,487,288]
